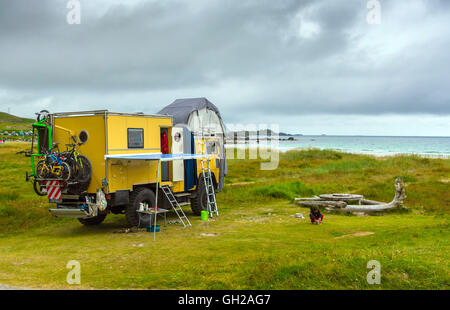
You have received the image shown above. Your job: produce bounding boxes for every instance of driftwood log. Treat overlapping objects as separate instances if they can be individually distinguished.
[294,199,347,209]
[295,178,407,214]
[335,178,406,213]
[319,194,363,203]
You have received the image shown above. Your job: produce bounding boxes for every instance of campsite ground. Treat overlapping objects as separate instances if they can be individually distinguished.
[0,143,448,289]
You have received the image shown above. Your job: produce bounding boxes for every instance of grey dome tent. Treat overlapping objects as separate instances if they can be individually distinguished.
[158,98,226,138]
[158,97,227,192]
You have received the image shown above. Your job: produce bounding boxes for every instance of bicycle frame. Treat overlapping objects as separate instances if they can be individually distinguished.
[37,151,68,179]
[39,161,63,178]
[65,143,84,169]
[28,119,53,179]
[74,149,83,168]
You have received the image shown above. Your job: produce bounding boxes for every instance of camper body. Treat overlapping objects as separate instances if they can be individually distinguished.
[39,110,222,226]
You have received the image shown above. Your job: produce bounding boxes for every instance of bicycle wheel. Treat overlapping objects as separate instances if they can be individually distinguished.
[62,156,76,181]
[35,160,48,179]
[37,109,50,122]
[75,155,92,184]
[33,179,47,196]
[59,162,71,181]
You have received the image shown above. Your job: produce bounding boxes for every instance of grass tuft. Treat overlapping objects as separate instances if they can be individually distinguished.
[252,181,315,200]
[0,192,20,202]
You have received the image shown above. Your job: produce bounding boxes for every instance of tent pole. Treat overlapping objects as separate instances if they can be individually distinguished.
[154,159,160,241]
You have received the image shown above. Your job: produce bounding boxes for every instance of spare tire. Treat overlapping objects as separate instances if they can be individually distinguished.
[67,155,92,194]
[71,155,92,184]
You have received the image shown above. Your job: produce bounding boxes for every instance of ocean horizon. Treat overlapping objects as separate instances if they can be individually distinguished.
[226,135,450,158]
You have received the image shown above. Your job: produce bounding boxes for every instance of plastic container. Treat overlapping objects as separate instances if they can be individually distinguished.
[146,225,160,232]
[201,210,209,221]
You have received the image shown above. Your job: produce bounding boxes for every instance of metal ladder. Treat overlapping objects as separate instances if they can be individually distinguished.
[197,138,219,218]
[161,185,192,227]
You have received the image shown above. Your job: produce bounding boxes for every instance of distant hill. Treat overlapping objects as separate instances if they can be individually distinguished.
[0,112,34,123]
[227,129,300,137]
[0,112,34,132]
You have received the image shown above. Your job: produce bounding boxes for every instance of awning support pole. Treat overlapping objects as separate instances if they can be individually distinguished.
[154,159,160,241]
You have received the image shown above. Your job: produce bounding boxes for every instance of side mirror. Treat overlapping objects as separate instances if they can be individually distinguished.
[72,136,77,143]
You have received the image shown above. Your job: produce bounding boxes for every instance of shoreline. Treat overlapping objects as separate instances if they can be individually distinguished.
[2,140,449,159]
[225,144,450,159]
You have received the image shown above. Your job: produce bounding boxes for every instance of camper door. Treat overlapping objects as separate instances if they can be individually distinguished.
[171,127,184,182]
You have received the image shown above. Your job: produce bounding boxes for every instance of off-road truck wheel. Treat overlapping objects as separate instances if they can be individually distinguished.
[126,187,156,227]
[190,177,208,216]
[78,214,107,226]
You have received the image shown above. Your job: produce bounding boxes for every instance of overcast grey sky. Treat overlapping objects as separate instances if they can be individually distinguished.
[0,0,449,135]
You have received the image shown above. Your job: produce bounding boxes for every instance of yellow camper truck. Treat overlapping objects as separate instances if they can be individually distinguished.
[30,109,224,227]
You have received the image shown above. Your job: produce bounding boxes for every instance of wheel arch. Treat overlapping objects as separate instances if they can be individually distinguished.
[198,172,218,189]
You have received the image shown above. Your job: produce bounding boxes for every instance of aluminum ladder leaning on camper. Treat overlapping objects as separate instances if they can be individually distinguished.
[160,185,192,227]
[197,135,219,218]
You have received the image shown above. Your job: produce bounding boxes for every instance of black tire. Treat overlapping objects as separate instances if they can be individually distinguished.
[190,176,208,216]
[33,179,47,196]
[126,187,156,227]
[75,155,92,184]
[78,214,107,226]
[67,182,87,195]
[67,155,92,194]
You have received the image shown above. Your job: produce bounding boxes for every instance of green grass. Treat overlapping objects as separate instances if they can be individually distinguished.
[251,181,315,200]
[0,143,448,289]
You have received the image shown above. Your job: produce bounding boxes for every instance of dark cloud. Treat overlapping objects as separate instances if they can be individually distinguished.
[0,0,449,127]
[0,0,316,90]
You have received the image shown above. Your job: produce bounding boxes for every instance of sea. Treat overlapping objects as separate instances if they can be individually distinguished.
[227,136,450,158]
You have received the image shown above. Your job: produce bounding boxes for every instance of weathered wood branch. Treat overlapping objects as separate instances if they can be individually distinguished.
[319,194,363,203]
[359,199,384,205]
[328,202,398,213]
[296,178,407,214]
[295,200,347,209]
[294,196,321,202]
[328,178,406,213]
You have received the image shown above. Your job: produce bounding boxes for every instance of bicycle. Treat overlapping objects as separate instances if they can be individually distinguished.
[63,136,92,189]
[17,150,47,196]
[35,144,71,181]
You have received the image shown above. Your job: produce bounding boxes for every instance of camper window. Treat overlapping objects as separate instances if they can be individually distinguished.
[206,141,218,154]
[79,130,89,144]
[128,128,144,149]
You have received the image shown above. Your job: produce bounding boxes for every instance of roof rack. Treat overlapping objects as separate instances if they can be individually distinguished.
[51,110,172,119]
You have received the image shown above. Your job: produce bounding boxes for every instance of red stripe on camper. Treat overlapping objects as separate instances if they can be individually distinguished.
[46,181,61,200]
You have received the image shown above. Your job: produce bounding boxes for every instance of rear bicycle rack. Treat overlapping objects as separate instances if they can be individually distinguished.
[35,178,79,185]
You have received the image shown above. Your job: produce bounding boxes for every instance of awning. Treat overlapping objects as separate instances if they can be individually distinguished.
[105,153,209,161]
[104,152,210,241]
